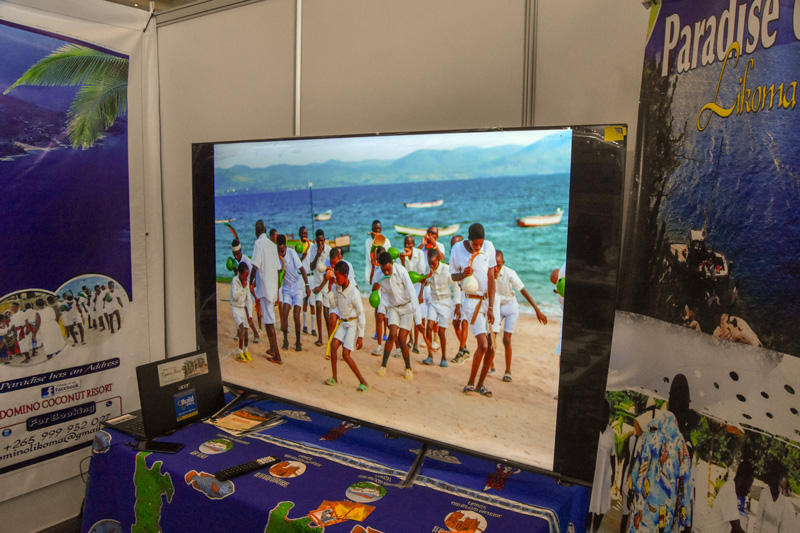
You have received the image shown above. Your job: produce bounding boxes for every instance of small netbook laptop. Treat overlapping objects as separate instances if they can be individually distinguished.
[102,349,225,440]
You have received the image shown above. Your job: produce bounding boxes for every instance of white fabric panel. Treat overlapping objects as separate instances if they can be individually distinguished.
[156,0,296,356]
[610,311,800,443]
[0,0,162,505]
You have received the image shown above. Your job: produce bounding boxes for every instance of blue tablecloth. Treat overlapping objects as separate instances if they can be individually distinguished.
[81,397,588,532]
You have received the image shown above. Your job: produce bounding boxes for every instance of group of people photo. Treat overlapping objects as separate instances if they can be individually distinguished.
[589,378,800,533]
[222,218,556,398]
[0,279,126,368]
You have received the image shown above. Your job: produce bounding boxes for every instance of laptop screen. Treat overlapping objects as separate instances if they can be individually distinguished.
[136,349,224,438]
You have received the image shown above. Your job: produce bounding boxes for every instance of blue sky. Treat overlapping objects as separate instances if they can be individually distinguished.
[214,129,570,169]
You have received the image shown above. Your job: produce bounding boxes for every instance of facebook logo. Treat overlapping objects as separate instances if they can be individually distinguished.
[41,386,55,399]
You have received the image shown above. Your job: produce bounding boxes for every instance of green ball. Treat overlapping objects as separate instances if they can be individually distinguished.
[369,290,381,308]
[295,242,305,254]
[226,256,237,271]
[388,247,400,260]
[556,277,565,298]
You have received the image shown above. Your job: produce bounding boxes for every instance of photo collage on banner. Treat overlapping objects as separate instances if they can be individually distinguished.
[598,1,800,532]
[0,21,146,479]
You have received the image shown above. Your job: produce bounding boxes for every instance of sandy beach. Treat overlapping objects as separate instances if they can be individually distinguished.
[217,282,561,471]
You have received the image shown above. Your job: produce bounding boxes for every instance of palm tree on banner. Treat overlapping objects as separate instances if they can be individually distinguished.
[4,44,128,149]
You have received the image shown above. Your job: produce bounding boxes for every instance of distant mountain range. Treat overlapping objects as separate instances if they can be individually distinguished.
[214,134,571,194]
[0,93,68,159]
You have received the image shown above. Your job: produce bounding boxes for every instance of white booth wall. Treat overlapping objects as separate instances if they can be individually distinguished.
[2,0,649,530]
[158,0,649,357]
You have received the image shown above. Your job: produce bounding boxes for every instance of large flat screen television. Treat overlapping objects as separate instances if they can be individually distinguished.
[192,126,625,483]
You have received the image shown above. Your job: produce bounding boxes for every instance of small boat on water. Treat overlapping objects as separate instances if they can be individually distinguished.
[215,218,236,223]
[314,209,332,221]
[516,208,563,227]
[404,199,444,208]
[394,224,460,237]
[669,229,731,281]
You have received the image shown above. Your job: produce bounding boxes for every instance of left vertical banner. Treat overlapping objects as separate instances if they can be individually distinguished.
[0,14,151,491]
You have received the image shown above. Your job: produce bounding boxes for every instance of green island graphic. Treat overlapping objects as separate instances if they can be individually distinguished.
[132,452,175,533]
[264,501,323,533]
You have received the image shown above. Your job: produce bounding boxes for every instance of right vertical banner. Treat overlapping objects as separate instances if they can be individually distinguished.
[604,1,800,532]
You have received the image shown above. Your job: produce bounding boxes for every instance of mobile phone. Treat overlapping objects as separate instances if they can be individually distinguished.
[136,440,185,454]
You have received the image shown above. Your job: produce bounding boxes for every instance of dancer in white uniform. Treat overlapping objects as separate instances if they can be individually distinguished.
[450,223,496,398]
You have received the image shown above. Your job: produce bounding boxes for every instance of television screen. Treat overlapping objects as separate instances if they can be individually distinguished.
[192,126,625,482]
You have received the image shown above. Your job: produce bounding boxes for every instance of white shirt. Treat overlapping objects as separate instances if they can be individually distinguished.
[753,491,797,533]
[308,243,332,286]
[281,248,305,291]
[495,266,525,305]
[230,276,248,308]
[365,234,391,284]
[252,234,280,301]
[323,259,357,300]
[427,262,457,303]
[400,247,425,277]
[10,310,29,335]
[379,263,419,312]
[332,282,366,338]
[450,240,497,296]
[707,479,744,533]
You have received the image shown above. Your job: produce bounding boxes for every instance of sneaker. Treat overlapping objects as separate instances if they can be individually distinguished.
[383,335,388,341]
[253,337,260,344]
[432,341,440,351]
[371,345,383,356]
[357,384,369,392]
[377,366,387,377]
[236,352,248,363]
[478,386,493,398]
[243,350,253,361]
[303,326,308,334]
[439,359,449,368]
[295,342,302,352]
[422,357,434,365]
[461,351,472,363]
[311,330,317,336]
[282,339,289,350]
[451,354,465,365]
[393,349,401,358]
[373,333,378,340]
[411,346,420,354]
[404,368,414,380]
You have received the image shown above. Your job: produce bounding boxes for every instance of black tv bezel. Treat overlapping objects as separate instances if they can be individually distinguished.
[191,125,625,484]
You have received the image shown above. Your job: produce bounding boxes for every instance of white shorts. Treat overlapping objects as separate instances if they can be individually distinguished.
[427,299,453,328]
[231,306,249,328]
[387,302,414,331]
[462,296,489,336]
[333,319,359,352]
[258,297,276,325]
[307,290,317,306]
[492,299,519,334]
[281,286,304,308]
